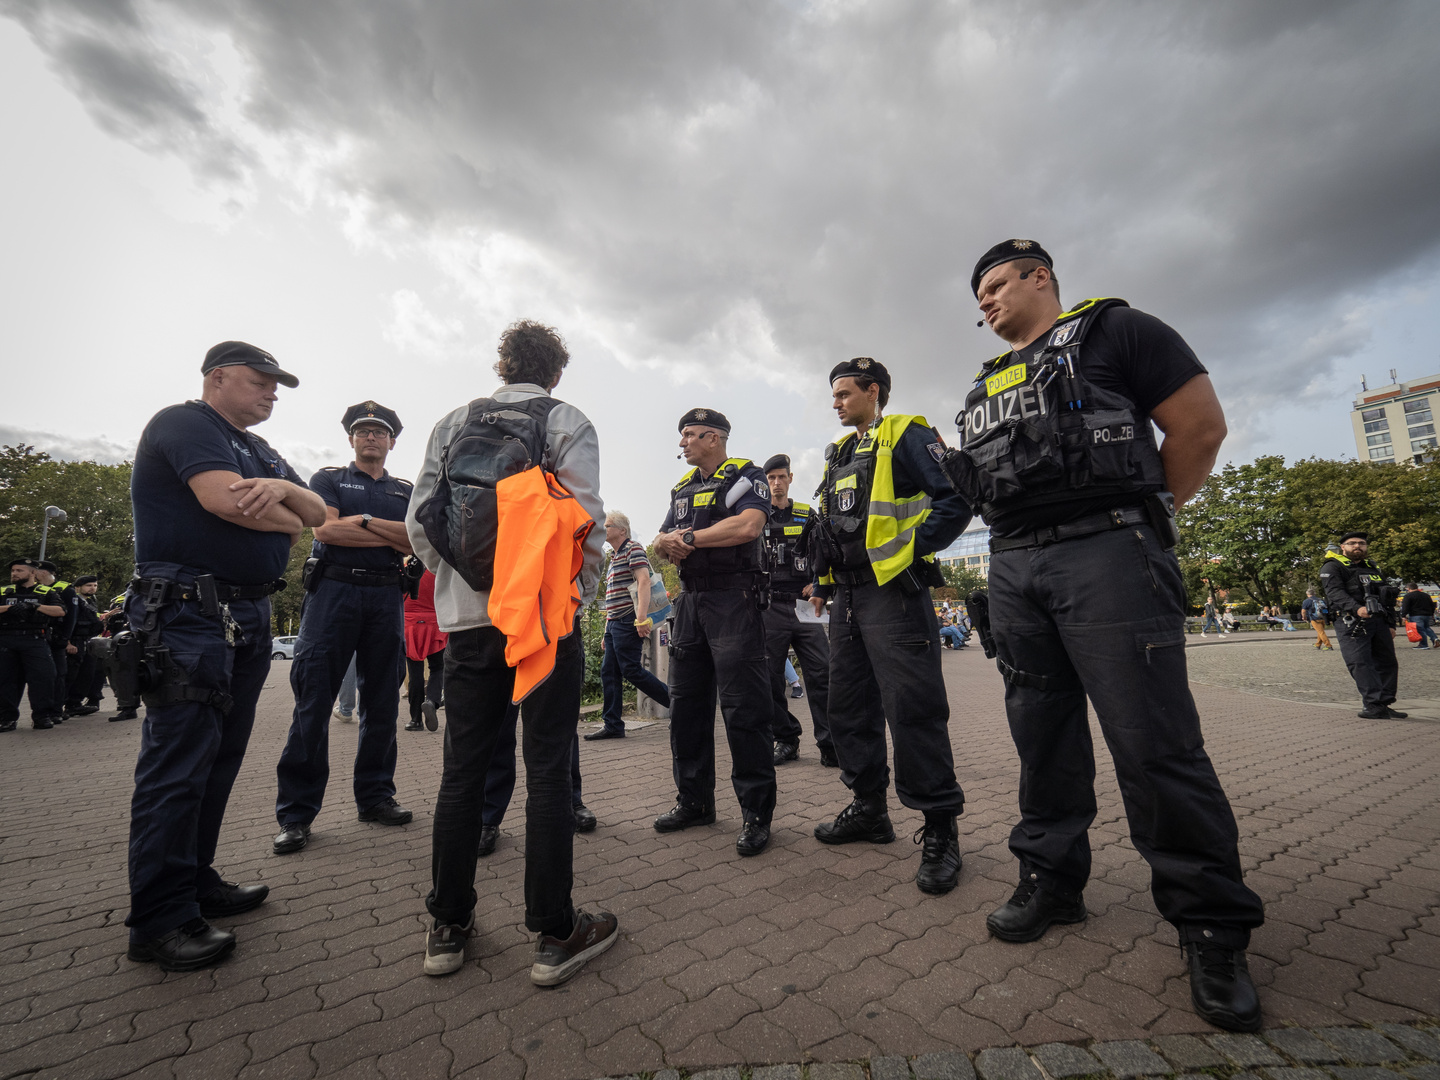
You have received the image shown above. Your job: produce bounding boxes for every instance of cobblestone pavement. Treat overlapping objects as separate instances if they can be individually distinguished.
[2,643,1437,1079]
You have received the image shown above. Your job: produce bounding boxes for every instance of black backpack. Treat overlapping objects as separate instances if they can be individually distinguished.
[413,395,560,591]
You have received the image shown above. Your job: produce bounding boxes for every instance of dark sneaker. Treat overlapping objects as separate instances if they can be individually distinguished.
[1385,707,1409,719]
[772,741,798,765]
[1185,941,1261,1032]
[790,684,804,699]
[477,824,499,857]
[424,914,474,976]
[128,918,236,972]
[654,800,715,833]
[531,910,618,986]
[814,793,895,845]
[358,797,413,826]
[272,823,311,855]
[573,804,597,833]
[736,821,770,857]
[986,879,1087,942]
[421,700,440,731]
[914,815,962,895]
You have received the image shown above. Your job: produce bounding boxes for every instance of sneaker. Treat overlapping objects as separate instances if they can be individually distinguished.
[789,684,804,699]
[530,911,618,986]
[424,914,474,976]
[332,705,354,723]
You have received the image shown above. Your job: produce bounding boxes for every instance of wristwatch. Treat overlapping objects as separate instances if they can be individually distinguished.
[360,514,374,530]
[682,530,696,547]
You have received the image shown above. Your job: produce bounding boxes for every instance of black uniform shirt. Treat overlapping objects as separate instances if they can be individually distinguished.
[308,463,414,571]
[660,461,771,535]
[0,582,57,633]
[987,306,1206,537]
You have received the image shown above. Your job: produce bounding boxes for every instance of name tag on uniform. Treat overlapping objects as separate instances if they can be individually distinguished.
[783,525,803,535]
[835,475,858,491]
[985,364,1027,398]
[694,491,715,507]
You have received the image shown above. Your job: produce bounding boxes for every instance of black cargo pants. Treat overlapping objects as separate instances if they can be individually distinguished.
[988,523,1264,949]
[763,601,833,754]
[1335,618,1399,710]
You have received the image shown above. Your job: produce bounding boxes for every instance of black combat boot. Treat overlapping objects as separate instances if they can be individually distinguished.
[914,812,962,894]
[1184,939,1261,1032]
[986,878,1087,941]
[814,792,895,845]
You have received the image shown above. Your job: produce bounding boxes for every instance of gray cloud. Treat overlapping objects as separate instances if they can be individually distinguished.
[8,0,1440,452]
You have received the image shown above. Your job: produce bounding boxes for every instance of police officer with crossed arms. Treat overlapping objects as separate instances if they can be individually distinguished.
[0,558,67,732]
[652,408,778,857]
[950,239,1264,1031]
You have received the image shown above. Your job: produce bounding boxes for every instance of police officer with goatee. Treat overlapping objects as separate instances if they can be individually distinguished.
[1320,532,1404,719]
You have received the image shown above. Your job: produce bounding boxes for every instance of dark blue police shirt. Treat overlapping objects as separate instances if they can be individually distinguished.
[132,400,305,584]
[308,464,413,571]
[660,459,771,534]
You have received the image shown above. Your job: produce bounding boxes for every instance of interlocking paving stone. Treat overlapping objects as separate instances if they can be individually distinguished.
[1208,1034,1287,1067]
[1403,1067,1440,1080]
[1092,1040,1170,1078]
[1376,1026,1440,1060]
[1153,1034,1229,1069]
[869,1055,915,1080]
[653,1071,681,1080]
[1263,1069,1333,1080]
[1318,1029,1408,1064]
[1329,1069,1408,1080]
[1030,1043,1104,1079]
[913,1051,978,1080]
[976,1047,1044,1080]
[1265,1030,1344,1064]
[689,1068,742,1080]
[752,1066,803,1080]
[809,1065,866,1080]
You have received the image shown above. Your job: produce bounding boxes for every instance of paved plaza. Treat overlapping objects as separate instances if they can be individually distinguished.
[1,635,1437,1079]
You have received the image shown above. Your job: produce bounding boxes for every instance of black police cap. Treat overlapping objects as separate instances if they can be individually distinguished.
[829,357,891,391]
[201,340,299,388]
[37,560,58,574]
[1338,531,1369,543]
[971,239,1054,296]
[763,454,791,474]
[74,575,98,586]
[8,557,41,570]
[343,400,403,437]
[678,408,731,434]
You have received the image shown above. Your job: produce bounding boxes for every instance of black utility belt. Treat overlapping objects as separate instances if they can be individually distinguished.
[320,565,401,587]
[0,627,47,638]
[680,572,762,592]
[990,506,1149,553]
[827,567,877,588]
[132,577,284,604]
[770,592,805,604]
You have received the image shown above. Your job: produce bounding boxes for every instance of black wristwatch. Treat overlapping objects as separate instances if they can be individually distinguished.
[360,514,374,530]
[682,530,696,547]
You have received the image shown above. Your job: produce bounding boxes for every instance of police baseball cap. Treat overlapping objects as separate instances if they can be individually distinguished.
[8,557,41,570]
[763,454,791,474]
[678,408,731,434]
[201,341,299,388]
[971,239,1054,296]
[1339,531,1369,543]
[343,401,403,437]
[829,357,891,391]
[74,575,98,586]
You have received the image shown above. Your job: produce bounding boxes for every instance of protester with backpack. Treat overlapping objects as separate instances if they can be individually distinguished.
[405,319,617,986]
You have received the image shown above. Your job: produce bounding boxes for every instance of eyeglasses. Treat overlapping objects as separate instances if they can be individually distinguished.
[352,428,390,440]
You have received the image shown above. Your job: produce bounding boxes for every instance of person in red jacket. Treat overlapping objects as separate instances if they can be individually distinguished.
[403,567,447,731]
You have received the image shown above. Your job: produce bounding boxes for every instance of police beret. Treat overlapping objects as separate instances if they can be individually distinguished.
[762,454,791,474]
[971,239,1054,296]
[343,401,403,437]
[678,408,731,434]
[829,357,891,391]
[8,557,41,570]
[74,575,98,586]
[37,560,58,574]
[1338,531,1369,543]
[202,340,299,388]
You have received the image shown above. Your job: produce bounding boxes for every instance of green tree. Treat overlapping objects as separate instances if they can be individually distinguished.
[937,561,988,602]
[271,528,315,635]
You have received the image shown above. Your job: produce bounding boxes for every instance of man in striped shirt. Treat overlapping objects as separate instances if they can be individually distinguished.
[586,512,671,740]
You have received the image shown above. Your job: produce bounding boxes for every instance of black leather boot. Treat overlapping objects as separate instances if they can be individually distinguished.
[986,879,1087,941]
[914,813,961,894]
[814,792,895,845]
[1185,941,1261,1032]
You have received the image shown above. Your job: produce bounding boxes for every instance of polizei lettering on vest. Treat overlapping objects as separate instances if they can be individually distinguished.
[1093,424,1135,444]
[964,381,1048,444]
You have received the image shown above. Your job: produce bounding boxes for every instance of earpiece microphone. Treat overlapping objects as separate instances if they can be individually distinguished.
[976,320,984,327]
[677,454,683,459]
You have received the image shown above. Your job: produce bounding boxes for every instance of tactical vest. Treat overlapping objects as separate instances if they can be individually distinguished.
[944,298,1166,521]
[818,414,936,587]
[764,501,813,596]
[0,583,55,633]
[671,458,767,581]
[1322,555,1397,619]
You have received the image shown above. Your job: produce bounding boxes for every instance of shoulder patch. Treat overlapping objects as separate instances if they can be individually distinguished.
[926,441,946,462]
[753,479,770,499]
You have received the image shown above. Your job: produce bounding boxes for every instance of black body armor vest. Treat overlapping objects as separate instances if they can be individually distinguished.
[943,298,1167,521]
[671,460,766,581]
[763,501,813,596]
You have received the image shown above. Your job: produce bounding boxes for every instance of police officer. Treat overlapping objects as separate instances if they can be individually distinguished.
[760,454,835,768]
[123,340,326,970]
[0,558,67,732]
[1320,532,1404,719]
[273,402,415,855]
[32,561,77,725]
[651,409,778,857]
[954,240,1264,1031]
[811,359,970,895]
[64,575,106,716]
[102,593,141,721]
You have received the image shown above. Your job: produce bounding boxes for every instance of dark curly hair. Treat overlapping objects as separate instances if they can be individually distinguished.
[495,320,570,387]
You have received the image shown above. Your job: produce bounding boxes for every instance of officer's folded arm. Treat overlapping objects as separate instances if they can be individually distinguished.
[691,508,766,548]
[1148,373,1227,507]
[314,508,414,553]
[188,470,327,537]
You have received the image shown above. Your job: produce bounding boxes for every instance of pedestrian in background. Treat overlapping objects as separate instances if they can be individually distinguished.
[1400,583,1436,650]
[1302,588,1332,650]
[586,511,669,741]
[404,566,447,731]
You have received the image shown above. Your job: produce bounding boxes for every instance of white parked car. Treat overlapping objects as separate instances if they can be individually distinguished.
[271,635,299,661]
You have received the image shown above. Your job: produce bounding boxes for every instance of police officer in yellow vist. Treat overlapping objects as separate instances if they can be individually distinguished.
[811,359,971,895]
[652,409,778,857]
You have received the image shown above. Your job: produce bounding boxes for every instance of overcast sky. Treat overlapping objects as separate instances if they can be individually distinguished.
[4,1,1439,541]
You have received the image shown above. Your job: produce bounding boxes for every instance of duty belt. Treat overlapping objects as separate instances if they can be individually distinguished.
[680,572,761,592]
[321,566,402,587]
[989,506,1149,553]
[0,626,47,638]
[828,565,878,588]
[131,577,283,603]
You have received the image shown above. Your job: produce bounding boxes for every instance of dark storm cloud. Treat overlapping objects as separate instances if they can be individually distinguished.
[10,0,1440,442]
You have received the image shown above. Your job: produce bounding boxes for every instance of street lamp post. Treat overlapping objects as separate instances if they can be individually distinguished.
[38,505,67,562]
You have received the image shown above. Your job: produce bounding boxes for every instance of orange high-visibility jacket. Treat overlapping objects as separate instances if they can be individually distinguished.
[487,468,595,703]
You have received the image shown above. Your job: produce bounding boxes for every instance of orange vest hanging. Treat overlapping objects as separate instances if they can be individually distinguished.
[488,468,595,703]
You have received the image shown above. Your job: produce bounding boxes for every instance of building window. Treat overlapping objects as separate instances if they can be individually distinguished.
[1364,419,1390,433]
[1369,445,1395,460]
[1361,407,1386,422]
[1366,432,1392,446]
[1412,437,1438,452]
[1409,423,1436,438]
[1403,396,1434,414]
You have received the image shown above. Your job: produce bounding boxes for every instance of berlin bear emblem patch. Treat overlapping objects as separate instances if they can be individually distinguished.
[674,497,689,521]
[838,489,856,512]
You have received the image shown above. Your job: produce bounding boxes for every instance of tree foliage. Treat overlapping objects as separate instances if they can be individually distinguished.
[936,561,988,602]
